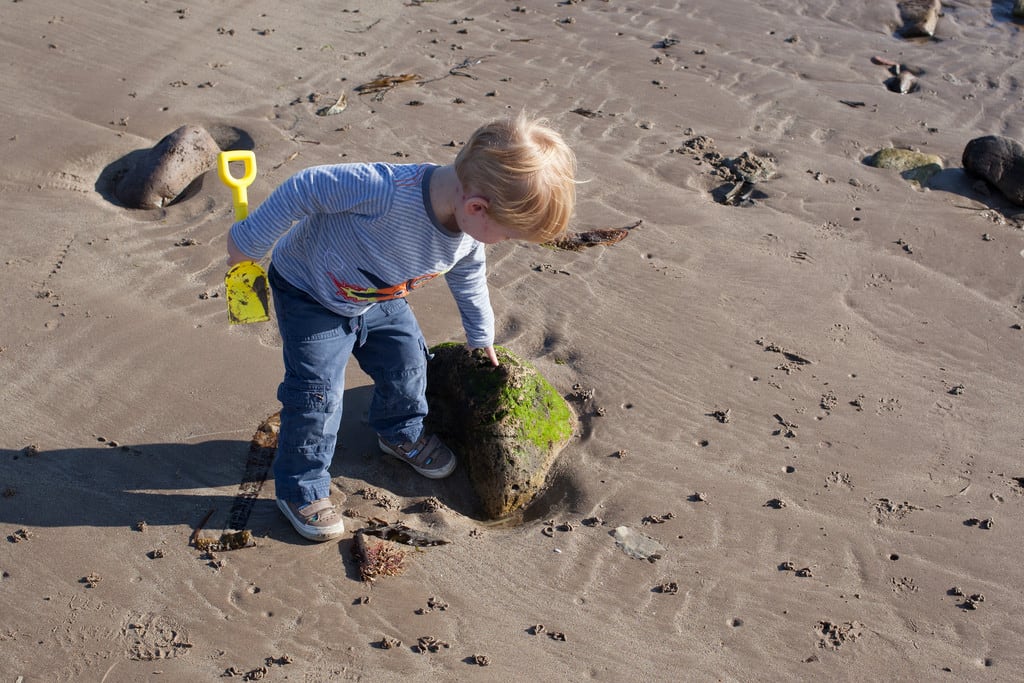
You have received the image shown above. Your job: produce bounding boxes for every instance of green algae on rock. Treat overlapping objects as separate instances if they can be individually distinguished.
[867,147,943,187]
[425,344,575,520]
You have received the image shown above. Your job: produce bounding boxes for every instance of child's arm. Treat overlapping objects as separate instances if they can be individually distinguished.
[228,164,391,262]
[445,244,498,366]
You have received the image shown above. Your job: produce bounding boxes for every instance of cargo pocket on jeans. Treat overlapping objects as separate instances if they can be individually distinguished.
[277,381,336,413]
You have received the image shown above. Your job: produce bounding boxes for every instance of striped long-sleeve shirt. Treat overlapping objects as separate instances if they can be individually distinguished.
[229,162,494,348]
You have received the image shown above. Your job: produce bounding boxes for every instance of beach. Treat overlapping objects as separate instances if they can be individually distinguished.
[2,0,1024,680]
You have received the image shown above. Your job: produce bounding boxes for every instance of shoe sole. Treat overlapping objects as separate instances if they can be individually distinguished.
[378,439,457,479]
[276,498,345,542]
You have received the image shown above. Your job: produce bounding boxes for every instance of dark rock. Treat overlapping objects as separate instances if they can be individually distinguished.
[115,124,220,209]
[962,136,1024,205]
[425,344,574,519]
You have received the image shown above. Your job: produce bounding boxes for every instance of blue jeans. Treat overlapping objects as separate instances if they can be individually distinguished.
[269,265,430,504]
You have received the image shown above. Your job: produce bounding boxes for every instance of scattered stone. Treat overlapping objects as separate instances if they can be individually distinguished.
[897,0,940,38]
[549,631,567,642]
[948,383,965,395]
[529,624,546,636]
[795,567,814,578]
[472,654,491,666]
[962,135,1024,205]
[22,444,40,457]
[613,526,665,562]
[866,147,943,186]
[425,344,574,519]
[764,498,787,509]
[147,549,165,560]
[81,572,102,588]
[135,520,148,532]
[779,561,796,571]
[114,124,221,209]
[656,582,679,594]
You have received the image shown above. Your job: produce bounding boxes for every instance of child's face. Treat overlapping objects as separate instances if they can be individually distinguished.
[457,194,517,244]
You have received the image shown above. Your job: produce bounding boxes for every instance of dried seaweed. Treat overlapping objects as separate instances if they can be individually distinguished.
[194,530,255,552]
[354,532,408,581]
[354,74,420,100]
[362,519,450,547]
[544,220,641,251]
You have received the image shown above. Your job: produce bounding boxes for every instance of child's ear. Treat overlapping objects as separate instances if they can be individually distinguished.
[465,196,489,215]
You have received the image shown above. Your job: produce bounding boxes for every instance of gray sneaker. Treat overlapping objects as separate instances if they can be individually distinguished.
[378,433,457,479]
[276,497,345,542]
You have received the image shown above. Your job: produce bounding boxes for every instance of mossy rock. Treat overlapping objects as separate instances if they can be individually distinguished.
[867,147,943,186]
[424,344,574,520]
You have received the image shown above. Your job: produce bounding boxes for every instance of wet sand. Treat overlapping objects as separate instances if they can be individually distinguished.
[2,1,1024,679]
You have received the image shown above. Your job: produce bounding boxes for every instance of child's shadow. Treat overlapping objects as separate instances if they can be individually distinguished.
[331,385,484,520]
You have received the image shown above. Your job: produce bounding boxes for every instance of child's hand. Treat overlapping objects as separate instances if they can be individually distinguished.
[471,345,499,367]
[227,232,249,267]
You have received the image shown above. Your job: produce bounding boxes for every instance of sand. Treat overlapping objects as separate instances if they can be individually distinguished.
[2,0,1024,680]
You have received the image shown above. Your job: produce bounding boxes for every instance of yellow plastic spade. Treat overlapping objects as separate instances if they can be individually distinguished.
[218,150,257,221]
[219,150,270,324]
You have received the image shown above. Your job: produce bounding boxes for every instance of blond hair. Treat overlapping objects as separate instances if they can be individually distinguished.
[454,113,577,242]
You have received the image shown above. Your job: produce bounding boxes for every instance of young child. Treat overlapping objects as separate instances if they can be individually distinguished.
[226,114,577,541]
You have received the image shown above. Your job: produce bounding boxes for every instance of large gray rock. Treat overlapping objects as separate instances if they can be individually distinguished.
[424,344,575,520]
[898,0,940,38]
[115,124,220,209]
[962,135,1024,205]
[1015,0,1024,19]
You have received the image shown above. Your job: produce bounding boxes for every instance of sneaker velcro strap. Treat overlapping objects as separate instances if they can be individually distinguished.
[299,498,336,519]
[408,434,445,466]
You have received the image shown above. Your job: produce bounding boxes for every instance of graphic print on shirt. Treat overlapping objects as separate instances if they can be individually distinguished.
[329,267,443,303]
